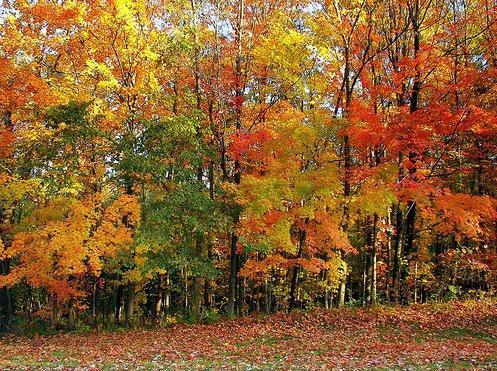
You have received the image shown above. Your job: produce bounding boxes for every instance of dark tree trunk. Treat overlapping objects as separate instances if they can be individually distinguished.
[365,217,373,305]
[404,202,416,257]
[392,204,403,301]
[371,214,379,305]
[191,0,204,324]
[289,230,305,311]
[236,253,245,316]
[386,207,393,302]
[228,0,244,317]
[361,247,368,306]
[192,238,202,321]
[68,298,75,329]
[124,283,135,328]
[227,230,238,317]
[0,111,13,332]
[204,162,215,310]
[0,259,13,331]
[92,279,98,329]
[115,284,124,325]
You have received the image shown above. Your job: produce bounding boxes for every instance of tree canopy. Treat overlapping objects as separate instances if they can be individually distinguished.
[0,0,496,330]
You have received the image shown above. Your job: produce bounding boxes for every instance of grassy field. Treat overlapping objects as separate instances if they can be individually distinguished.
[1,300,497,369]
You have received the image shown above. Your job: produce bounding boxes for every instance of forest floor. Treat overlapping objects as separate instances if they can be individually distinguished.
[1,300,497,370]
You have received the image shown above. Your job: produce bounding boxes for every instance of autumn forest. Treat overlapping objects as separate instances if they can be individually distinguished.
[1,0,497,355]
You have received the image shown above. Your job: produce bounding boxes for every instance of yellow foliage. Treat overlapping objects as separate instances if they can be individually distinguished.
[2,193,141,302]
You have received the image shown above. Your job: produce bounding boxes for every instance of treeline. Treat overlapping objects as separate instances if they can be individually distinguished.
[0,0,496,331]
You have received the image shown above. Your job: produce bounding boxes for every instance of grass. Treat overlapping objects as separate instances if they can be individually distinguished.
[2,300,497,369]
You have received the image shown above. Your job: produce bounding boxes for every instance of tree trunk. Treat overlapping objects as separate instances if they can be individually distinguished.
[192,275,201,321]
[392,204,403,302]
[289,230,305,311]
[153,274,163,324]
[265,280,271,314]
[227,231,238,317]
[191,0,204,323]
[68,298,75,329]
[51,295,58,329]
[164,273,170,313]
[236,254,245,315]
[183,269,189,311]
[228,0,244,317]
[361,247,368,306]
[204,275,211,310]
[92,279,98,329]
[401,0,421,304]
[404,201,416,257]
[338,132,351,307]
[0,259,13,331]
[204,162,215,310]
[338,262,347,307]
[0,111,13,332]
[371,214,379,305]
[366,254,372,305]
[115,284,124,325]
[192,237,203,321]
[386,207,393,302]
[124,283,135,328]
